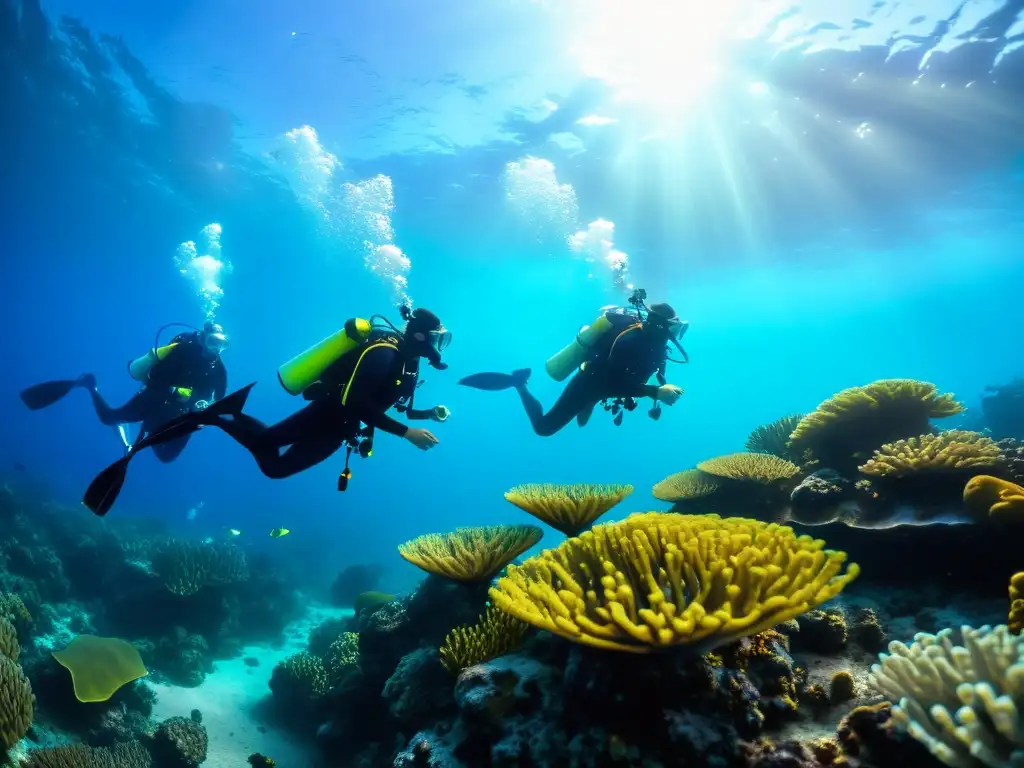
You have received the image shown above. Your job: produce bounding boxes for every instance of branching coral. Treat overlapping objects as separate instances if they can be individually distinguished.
[439,604,529,674]
[151,539,249,596]
[503,483,633,536]
[0,654,33,752]
[652,470,720,503]
[325,632,360,684]
[23,742,152,768]
[868,624,1024,768]
[963,475,1024,522]
[745,414,804,461]
[697,453,801,484]
[490,512,859,653]
[271,651,330,700]
[398,524,543,583]
[0,593,31,636]
[859,430,1004,479]
[0,616,18,662]
[789,379,964,471]
[153,716,208,767]
[1010,573,1024,635]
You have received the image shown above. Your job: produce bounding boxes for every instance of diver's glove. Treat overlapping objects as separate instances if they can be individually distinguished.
[431,405,450,422]
[655,384,684,406]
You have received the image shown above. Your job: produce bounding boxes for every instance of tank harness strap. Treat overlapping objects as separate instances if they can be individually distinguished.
[607,323,641,359]
[340,341,400,406]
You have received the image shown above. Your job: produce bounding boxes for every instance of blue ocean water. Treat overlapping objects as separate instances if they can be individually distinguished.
[4,1,1024,765]
[3,0,1024,592]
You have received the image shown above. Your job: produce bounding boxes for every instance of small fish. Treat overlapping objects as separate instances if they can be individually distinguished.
[227,528,242,537]
[269,528,290,538]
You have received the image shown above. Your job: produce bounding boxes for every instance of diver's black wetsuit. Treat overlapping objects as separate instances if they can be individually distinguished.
[517,321,667,437]
[90,333,228,462]
[208,339,433,479]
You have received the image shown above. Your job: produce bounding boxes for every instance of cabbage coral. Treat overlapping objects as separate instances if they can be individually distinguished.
[398,524,543,583]
[0,617,17,663]
[652,469,719,503]
[869,624,1024,768]
[490,512,859,653]
[858,431,1003,479]
[504,483,633,536]
[789,379,964,472]
[697,453,801,484]
[440,604,530,674]
[0,654,33,752]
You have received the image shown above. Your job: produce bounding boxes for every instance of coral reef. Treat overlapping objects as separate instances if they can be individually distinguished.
[697,452,802,484]
[1011,572,1024,635]
[0,652,33,754]
[502,483,633,536]
[789,379,964,474]
[328,564,384,608]
[869,624,1024,767]
[491,512,859,652]
[150,539,249,597]
[651,469,720,503]
[398,524,543,583]
[151,715,209,767]
[439,604,529,674]
[962,474,1024,521]
[859,430,1003,479]
[745,414,805,462]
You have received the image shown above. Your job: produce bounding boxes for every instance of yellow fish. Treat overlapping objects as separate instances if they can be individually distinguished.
[269,528,290,538]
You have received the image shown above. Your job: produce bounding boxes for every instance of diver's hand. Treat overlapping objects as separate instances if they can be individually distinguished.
[431,405,450,423]
[405,428,440,451]
[656,384,684,406]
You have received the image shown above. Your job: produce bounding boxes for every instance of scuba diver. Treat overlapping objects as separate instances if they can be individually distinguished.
[82,307,452,516]
[460,288,688,436]
[20,321,230,461]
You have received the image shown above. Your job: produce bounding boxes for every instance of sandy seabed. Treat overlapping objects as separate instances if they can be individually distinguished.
[150,604,352,768]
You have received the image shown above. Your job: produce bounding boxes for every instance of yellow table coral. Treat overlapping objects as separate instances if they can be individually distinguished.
[963,475,1024,521]
[504,483,633,537]
[652,470,719,503]
[697,453,801,484]
[399,524,543,583]
[490,513,859,653]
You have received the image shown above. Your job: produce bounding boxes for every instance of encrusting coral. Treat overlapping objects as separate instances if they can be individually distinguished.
[697,453,801,484]
[51,635,148,702]
[868,624,1024,768]
[1010,572,1024,635]
[745,414,804,462]
[858,430,1004,478]
[652,469,720,503]
[503,483,633,536]
[398,524,543,583]
[962,474,1024,521]
[490,512,859,653]
[439,603,529,674]
[0,653,33,753]
[789,379,964,472]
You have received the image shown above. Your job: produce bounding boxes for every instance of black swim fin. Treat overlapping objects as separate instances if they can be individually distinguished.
[458,369,531,391]
[82,383,257,517]
[20,380,78,411]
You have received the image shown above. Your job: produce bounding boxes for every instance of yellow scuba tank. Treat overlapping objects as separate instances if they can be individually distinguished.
[127,343,178,381]
[545,313,615,382]
[278,318,374,396]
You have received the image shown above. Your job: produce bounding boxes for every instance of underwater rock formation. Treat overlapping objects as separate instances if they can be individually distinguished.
[328,564,385,608]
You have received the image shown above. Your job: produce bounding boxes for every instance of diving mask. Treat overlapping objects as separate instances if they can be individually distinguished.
[427,326,452,353]
[667,317,689,340]
[203,323,230,355]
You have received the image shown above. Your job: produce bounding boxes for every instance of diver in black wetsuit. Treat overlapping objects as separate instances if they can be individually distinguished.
[460,289,688,436]
[206,307,452,480]
[20,322,229,462]
[81,308,451,516]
